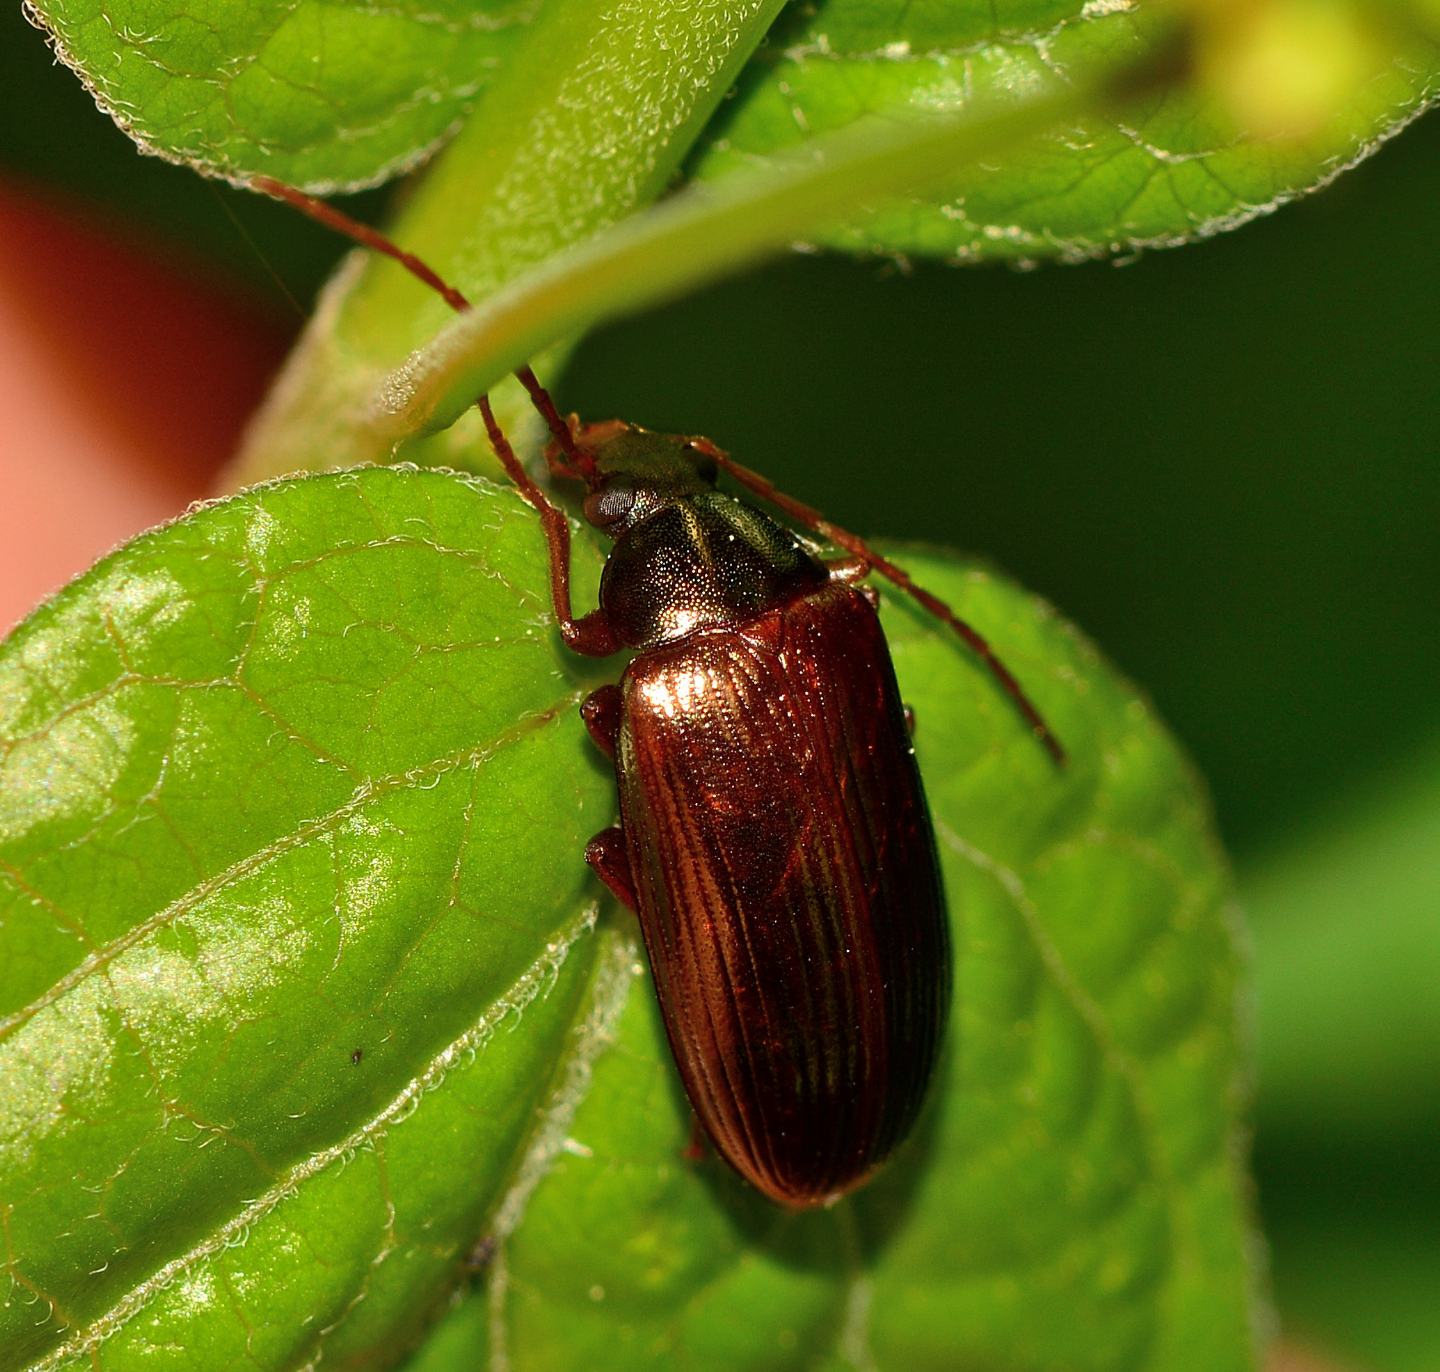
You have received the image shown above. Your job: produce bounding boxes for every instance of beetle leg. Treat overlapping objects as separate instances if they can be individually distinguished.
[903,705,917,736]
[561,608,621,658]
[697,437,1065,764]
[474,399,620,658]
[827,560,880,608]
[683,1114,709,1162]
[251,183,604,497]
[585,826,638,913]
[580,685,623,760]
[825,556,869,585]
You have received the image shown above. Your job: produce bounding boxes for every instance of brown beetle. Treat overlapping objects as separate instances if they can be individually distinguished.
[563,421,950,1205]
[255,180,1063,1207]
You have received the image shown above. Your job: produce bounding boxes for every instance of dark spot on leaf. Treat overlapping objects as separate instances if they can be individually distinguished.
[465,1235,497,1272]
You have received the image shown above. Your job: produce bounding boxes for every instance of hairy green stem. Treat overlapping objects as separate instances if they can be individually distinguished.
[367,43,1178,453]
[227,0,787,489]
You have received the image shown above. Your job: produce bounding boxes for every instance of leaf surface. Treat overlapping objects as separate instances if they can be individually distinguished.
[0,470,613,1369]
[227,0,785,482]
[24,0,534,189]
[231,7,1439,483]
[691,3,1440,260]
[1251,731,1440,1138]
[32,0,1436,491]
[0,472,1257,1369]
[27,0,1439,272]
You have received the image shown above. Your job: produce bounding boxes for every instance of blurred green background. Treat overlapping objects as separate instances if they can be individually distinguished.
[3,7,1437,1368]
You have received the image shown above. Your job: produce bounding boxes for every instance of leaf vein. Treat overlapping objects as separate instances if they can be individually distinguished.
[0,691,583,1047]
[28,903,600,1372]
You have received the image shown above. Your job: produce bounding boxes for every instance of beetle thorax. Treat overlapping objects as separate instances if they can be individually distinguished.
[599,491,829,650]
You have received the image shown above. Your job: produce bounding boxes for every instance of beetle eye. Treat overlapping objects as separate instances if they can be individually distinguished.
[583,483,636,529]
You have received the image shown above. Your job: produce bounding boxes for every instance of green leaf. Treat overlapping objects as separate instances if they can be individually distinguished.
[691,3,1440,262]
[0,470,612,1369]
[355,63,1155,452]
[0,471,1259,1369]
[23,0,535,190]
[192,2,1435,488]
[1246,734,1440,1372]
[230,25,1438,485]
[30,0,1439,269]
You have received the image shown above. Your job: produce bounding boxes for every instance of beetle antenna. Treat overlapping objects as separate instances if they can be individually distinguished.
[690,440,1066,765]
[250,177,598,482]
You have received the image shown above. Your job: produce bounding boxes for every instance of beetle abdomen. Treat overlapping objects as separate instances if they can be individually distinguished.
[615,583,949,1207]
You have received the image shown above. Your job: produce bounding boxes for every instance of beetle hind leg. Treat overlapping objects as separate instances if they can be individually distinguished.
[585,825,638,912]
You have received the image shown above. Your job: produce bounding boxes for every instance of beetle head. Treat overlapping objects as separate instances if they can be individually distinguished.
[554,421,721,540]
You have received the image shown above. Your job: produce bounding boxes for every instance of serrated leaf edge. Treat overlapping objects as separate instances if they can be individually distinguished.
[19,0,479,194]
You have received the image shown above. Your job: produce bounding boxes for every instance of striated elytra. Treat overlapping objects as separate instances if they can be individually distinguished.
[573,426,950,1206]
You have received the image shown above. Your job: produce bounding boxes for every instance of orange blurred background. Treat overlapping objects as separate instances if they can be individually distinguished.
[0,184,286,630]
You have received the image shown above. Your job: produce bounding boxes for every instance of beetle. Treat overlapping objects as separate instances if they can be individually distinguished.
[254,179,1064,1207]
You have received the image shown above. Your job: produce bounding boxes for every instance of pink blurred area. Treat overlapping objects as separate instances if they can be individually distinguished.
[0,181,288,632]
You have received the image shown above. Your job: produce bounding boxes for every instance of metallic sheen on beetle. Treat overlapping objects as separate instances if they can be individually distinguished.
[571,425,948,1208]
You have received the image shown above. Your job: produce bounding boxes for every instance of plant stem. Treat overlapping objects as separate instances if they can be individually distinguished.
[366,41,1181,453]
[226,0,787,490]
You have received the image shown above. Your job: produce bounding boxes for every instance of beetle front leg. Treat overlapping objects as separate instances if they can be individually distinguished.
[476,398,620,658]
[825,559,880,610]
[561,608,620,658]
[585,825,638,913]
[825,556,870,586]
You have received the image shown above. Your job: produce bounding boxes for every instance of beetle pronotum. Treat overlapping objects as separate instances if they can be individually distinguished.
[254,178,1063,1207]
